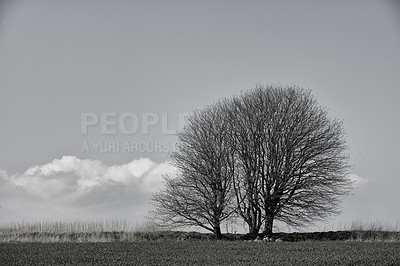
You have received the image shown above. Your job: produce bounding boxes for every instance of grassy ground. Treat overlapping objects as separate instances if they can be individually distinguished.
[1,220,399,265]
[1,241,400,265]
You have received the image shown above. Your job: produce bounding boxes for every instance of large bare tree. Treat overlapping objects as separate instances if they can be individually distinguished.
[228,86,351,237]
[151,103,236,239]
[151,85,351,239]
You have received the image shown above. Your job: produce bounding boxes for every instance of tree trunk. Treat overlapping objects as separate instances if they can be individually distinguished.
[248,226,259,239]
[263,210,274,237]
[247,212,262,239]
[213,225,223,239]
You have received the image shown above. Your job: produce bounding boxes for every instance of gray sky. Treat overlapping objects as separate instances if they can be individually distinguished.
[0,0,399,231]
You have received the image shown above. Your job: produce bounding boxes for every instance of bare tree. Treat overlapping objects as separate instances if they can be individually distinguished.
[228,86,351,237]
[151,85,351,239]
[151,103,236,239]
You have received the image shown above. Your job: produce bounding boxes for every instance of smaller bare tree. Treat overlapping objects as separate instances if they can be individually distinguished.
[151,104,236,239]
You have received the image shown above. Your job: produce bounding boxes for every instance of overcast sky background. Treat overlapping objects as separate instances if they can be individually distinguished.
[0,0,399,231]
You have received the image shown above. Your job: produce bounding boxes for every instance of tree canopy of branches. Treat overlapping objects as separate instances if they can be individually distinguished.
[151,85,352,239]
[227,87,351,237]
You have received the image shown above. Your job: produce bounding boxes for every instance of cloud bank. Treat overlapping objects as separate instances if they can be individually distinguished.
[0,156,176,223]
[1,158,398,231]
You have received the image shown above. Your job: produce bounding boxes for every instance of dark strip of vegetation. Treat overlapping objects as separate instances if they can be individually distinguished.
[1,230,399,243]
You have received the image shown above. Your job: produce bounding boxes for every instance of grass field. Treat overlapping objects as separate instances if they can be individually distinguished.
[1,241,400,265]
[1,220,399,265]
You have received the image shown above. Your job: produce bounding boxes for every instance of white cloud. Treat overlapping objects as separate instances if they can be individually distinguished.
[0,156,176,223]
